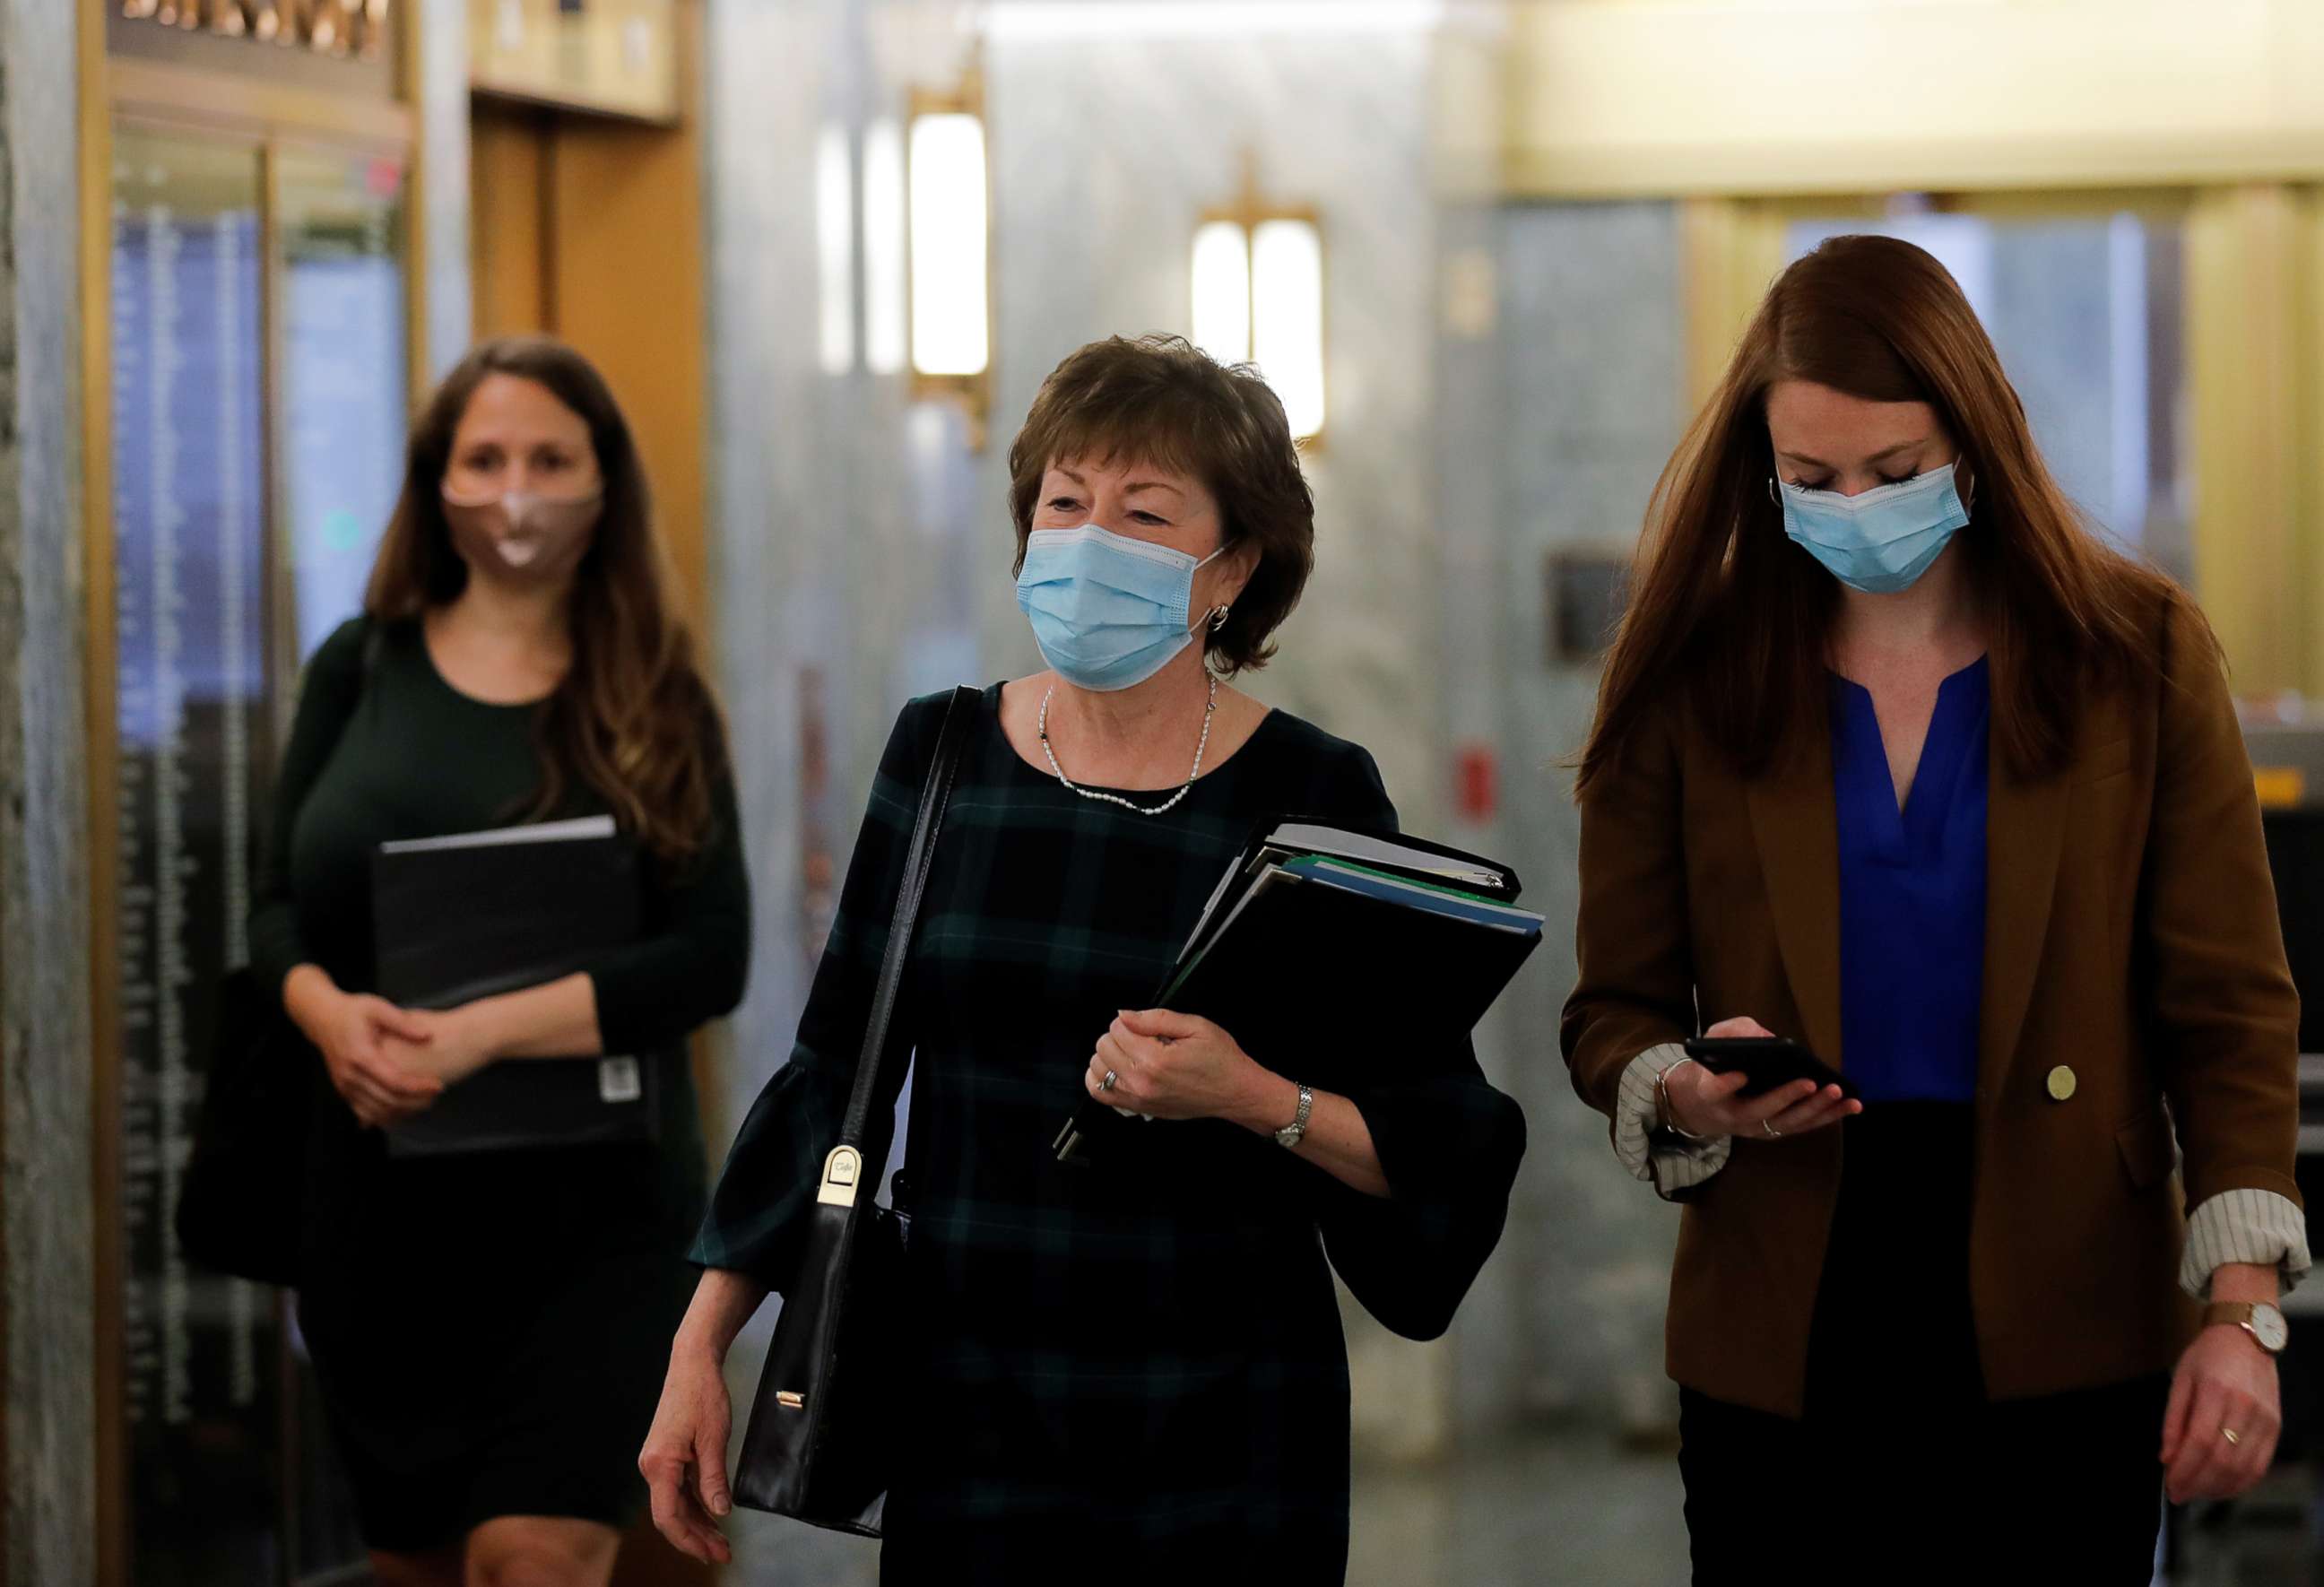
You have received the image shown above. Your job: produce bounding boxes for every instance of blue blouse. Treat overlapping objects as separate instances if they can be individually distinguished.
[1831,659,1990,1105]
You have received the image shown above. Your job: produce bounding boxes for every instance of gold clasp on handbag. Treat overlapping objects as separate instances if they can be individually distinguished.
[816,1145,863,1208]
[776,1391,805,1410]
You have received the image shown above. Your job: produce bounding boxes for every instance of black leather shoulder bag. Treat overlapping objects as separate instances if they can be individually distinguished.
[732,684,978,1536]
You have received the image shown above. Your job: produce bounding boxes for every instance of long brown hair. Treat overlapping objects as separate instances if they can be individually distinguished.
[366,336,724,863]
[1577,234,2173,796]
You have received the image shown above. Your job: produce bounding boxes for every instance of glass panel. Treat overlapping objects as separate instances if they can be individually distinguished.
[1784,204,2191,584]
[276,145,410,663]
[108,125,279,1587]
[270,143,412,1583]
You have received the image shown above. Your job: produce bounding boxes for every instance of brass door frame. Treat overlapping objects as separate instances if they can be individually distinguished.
[81,4,429,1582]
[2182,185,2324,698]
[77,9,122,1580]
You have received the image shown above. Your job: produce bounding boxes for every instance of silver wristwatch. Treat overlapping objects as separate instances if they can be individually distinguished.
[1273,1083,1314,1149]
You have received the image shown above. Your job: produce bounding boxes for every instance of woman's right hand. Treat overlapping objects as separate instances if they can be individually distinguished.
[1663,1017,1860,1141]
[284,967,444,1128]
[641,1342,735,1565]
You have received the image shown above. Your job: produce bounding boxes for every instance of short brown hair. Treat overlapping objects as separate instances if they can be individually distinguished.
[1008,334,1314,675]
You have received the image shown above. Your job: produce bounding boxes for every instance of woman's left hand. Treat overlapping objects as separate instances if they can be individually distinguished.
[2161,1324,2282,1504]
[381,1004,501,1088]
[1086,1009,1273,1123]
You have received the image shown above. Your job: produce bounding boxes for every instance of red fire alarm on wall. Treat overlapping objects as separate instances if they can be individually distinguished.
[1457,742,1499,823]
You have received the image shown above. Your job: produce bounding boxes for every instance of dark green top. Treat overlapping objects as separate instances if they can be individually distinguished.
[249,616,750,1289]
[696,688,1526,1583]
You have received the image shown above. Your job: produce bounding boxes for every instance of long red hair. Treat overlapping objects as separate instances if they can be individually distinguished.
[1577,234,2177,795]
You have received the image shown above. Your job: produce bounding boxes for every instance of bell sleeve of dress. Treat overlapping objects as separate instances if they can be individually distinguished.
[1304,746,1530,1343]
[689,695,947,1288]
[582,695,755,1057]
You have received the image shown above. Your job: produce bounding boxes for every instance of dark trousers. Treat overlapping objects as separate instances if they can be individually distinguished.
[1678,1104,2168,1584]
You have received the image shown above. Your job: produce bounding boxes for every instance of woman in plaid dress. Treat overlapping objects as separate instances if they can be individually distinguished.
[642,335,1526,1584]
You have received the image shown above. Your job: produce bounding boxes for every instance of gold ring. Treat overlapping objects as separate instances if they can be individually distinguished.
[2222,1427,2242,1447]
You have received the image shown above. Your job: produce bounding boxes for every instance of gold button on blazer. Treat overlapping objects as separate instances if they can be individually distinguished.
[1561,587,2302,1418]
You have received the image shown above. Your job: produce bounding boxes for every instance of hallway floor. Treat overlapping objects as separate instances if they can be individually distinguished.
[721,1435,2324,1586]
[720,1432,1690,1586]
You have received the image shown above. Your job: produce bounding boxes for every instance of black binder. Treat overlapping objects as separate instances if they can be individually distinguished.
[372,816,660,1158]
[1052,818,1542,1166]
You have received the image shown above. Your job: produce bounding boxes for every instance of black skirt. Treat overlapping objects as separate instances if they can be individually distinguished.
[294,1129,700,1555]
[1678,1104,2168,1584]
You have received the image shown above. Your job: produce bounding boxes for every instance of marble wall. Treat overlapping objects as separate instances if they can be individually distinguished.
[702,0,994,1199]
[2,2,96,1579]
[1493,202,1690,1434]
[1427,13,1526,1441]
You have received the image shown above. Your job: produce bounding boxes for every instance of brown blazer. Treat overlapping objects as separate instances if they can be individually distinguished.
[1562,585,2302,1418]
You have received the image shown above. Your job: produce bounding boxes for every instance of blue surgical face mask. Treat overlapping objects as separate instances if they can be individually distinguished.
[1015,525,1227,692]
[1776,463,1972,595]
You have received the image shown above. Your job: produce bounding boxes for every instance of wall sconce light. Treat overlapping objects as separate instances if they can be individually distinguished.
[1192,154,1325,445]
[906,64,993,446]
[815,122,857,377]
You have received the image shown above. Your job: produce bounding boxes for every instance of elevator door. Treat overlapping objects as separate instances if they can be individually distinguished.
[106,120,408,1587]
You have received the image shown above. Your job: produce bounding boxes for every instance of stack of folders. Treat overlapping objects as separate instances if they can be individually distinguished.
[1052,820,1544,1166]
[372,816,660,1158]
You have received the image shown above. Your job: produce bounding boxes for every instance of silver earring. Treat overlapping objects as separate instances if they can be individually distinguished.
[1210,605,1232,633]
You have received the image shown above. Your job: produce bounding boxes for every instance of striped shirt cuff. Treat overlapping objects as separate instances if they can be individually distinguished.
[1614,1044,1731,1200]
[2181,1187,2312,1300]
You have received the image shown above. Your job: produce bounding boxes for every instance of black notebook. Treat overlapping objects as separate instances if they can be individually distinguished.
[1052,818,1543,1166]
[372,816,660,1158]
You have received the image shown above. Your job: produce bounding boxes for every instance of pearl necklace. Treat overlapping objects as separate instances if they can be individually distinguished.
[1037,674,1218,817]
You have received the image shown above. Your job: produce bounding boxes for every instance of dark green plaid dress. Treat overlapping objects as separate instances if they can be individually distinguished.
[695,687,1525,1584]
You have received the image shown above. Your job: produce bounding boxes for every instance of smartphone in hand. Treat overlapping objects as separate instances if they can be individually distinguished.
[1683,1036,1860,1103]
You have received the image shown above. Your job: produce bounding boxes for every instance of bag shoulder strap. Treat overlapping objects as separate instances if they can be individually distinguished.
[306,614,383,762]
[837,686,979,1148]
[262,616,383,888]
